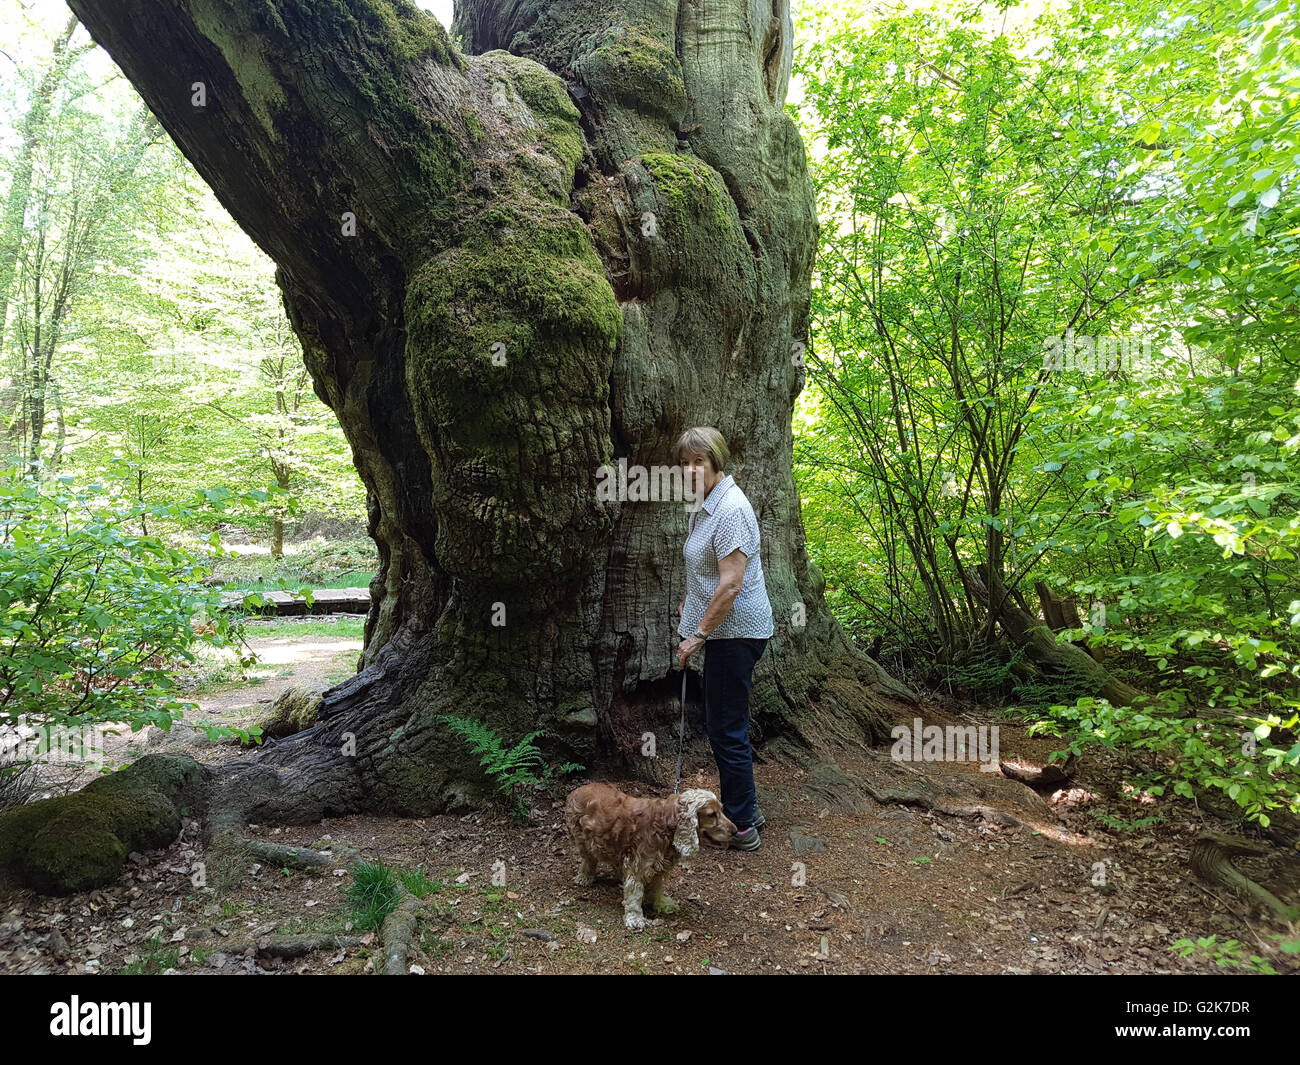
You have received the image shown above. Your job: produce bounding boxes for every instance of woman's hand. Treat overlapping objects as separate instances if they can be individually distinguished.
[677,598,684,618]
[677,634,704,670]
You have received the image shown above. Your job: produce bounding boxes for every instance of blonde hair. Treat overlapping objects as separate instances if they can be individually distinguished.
[674,427,729,473]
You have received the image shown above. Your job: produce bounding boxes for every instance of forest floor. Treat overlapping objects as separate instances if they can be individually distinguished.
[2,617,1297,976]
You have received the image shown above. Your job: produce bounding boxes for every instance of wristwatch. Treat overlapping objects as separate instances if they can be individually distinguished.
[693,628,709,640]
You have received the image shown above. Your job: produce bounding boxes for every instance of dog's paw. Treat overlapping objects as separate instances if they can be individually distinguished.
[624,912,647,930]
[572,872,596,887]
[650,895,679,916]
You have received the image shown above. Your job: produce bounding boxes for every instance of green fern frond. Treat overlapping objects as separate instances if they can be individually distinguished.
[436,715,548,806]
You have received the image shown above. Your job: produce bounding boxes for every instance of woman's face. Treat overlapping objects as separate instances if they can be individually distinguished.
[681,452,718,503]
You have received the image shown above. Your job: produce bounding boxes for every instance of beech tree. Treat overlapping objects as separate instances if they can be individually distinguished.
[62,0,915,825]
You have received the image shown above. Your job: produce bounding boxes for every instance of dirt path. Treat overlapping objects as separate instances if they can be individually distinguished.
[14,627,363,797]
[191,630,361,735]
[2,633,1297,975]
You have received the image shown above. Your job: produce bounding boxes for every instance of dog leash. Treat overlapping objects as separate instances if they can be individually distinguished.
[674,668,687,794]
[676,503,700,795]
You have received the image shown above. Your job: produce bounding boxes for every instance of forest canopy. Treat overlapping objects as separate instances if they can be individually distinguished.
[792,0,1299,824]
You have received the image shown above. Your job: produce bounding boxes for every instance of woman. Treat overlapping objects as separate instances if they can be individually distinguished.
[674,426,774,851]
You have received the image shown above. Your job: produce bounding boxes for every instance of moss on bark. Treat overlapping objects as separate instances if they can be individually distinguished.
[573,24,686,122]
[639,150,738,233]
[257,685,325,739]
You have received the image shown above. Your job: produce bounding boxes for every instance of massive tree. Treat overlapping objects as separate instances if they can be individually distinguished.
[64,0,915,825]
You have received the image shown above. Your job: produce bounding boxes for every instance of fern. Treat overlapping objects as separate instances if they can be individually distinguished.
[952,642,1014,696]
[437,715,562,824]
[1009,657,1099,713]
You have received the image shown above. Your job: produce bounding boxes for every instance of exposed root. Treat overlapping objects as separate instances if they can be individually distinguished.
[240,839,361,870]
[381,887,427,975]
[1000,755,1077,787]
[208,933,369,960]
[202,828,360,894]
[1190,831,1300,923]
[859,782,1024,828]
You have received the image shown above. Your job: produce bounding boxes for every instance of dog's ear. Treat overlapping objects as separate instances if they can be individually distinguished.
[673,790,719,856]
[672,795,701,857]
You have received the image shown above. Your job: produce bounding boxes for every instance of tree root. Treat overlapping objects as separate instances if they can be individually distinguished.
[381,888,428,975]
[197,838,439,972]
[201,827,362,894]
[215,933,369,960]
[1190,831,1300,923]
[860,782,1025,828]
[1194,793,1300,852]
[999,755,1077,786]
[240,839,361,870]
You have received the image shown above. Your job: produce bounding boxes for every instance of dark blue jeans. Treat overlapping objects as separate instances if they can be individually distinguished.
[702,637,768,830]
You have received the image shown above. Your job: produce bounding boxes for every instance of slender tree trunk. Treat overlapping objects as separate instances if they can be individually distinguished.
[14,103,155,478]
[271,461,290,560]
[48,376,66,473]
[0,15,89,354]
[25,233,45,478]
[137,463,148,537]
[26,372,44,478]
[67,0,916,825]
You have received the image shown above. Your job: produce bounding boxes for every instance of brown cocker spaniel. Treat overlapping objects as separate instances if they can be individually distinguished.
[564,782,736,930]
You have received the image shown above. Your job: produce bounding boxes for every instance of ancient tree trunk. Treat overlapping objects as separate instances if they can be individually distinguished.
[67,0,915,825]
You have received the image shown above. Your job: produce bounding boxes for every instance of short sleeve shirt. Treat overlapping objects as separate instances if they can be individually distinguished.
[678,473,775,640]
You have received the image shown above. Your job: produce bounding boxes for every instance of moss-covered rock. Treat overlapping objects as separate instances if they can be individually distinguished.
[83,752,209,815]
[23,806,129,896]
[257,685,324,739]
[0,754,209,895]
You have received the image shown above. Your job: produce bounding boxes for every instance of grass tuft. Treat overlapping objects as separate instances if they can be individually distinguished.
[346,859,402,931]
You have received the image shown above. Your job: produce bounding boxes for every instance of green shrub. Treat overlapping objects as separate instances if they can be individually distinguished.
[1024,694,1299,828]
[0,461,258,747]
[119,935,181,975]
[1169,934,1290,975]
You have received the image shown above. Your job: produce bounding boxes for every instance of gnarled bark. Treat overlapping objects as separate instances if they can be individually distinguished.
[65,0,916,827]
